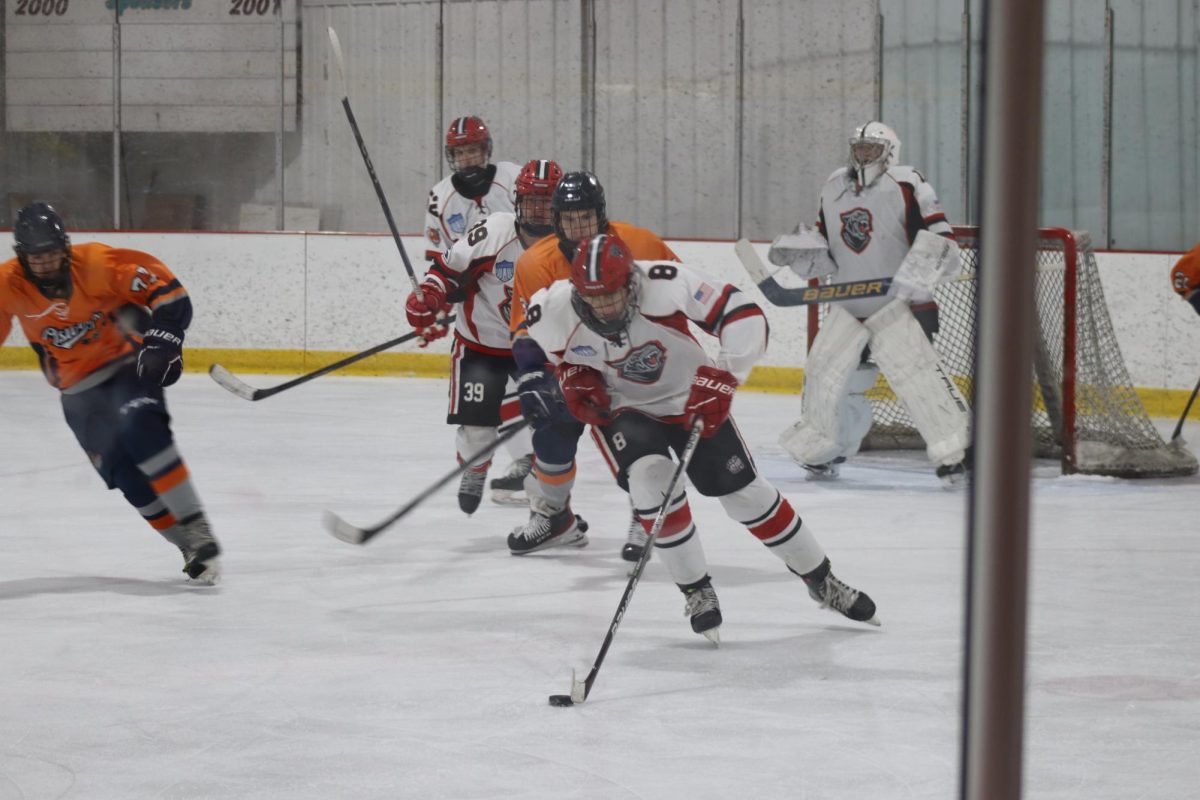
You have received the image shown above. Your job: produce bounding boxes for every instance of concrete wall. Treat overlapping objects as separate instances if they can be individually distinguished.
[4,232,1198,400]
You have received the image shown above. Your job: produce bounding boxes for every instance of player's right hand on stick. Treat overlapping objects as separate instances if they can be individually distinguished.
[685,365,737,437]
[517,367,566,430]
[405,279,448,330]
[557,363,611,427]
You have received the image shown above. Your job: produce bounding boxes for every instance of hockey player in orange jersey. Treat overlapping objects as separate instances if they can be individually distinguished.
[1170,243,1200,315]
[507,171,679,558]
[0,203,220,583]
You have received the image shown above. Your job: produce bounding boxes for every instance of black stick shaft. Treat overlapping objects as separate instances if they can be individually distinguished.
[1171,373,1200,441]
[579,419,705,701]
[357,422,529,544]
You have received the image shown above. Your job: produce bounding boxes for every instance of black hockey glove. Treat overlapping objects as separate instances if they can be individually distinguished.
[137,324,184,387]
[517,367,565,430]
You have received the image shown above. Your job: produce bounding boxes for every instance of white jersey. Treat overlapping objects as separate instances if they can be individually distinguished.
[816,165,955,318]
[427,212,525,352]
[423,161,521,267]
[524,261,767,420]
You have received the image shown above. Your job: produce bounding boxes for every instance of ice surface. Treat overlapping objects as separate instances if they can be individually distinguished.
[1,371,1197,799]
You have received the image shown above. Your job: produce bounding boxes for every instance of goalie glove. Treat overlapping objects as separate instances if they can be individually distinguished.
[767,225,837,280]
[890,229,962,303]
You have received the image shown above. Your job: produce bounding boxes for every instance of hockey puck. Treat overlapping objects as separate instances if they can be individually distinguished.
[547,694,574,707]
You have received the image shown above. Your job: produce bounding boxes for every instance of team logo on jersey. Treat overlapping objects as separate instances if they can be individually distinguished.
[494,260,514,283]
[726,455,745,474]
[839,207,874,253]
[41,311,106,349]
[447,213,466,235]
[427,227,441,246]
[24,302,71,321]
[607,340,667,384]
[571,345,597,356]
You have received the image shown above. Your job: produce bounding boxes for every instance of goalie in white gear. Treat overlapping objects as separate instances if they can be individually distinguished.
[772,122,971,484]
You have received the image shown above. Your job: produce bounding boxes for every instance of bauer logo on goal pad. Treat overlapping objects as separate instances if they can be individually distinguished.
[839,207,873,253]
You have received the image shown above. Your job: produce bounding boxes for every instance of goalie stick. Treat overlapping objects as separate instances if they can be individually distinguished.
[548,419,705,708]
[324,421,529,545]
[208,318,455,401]
[734,238,892,307]
[328,26,423,297]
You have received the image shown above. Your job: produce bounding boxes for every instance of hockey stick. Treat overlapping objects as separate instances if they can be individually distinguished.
[327,26,422,297]
[1170,373,1200,441]
[734,238,892,307]
[549,418,705,708]
[207,317,455,401]
[324,421,530,545]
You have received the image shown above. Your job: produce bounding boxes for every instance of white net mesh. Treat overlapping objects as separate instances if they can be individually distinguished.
[856,227,1197,478]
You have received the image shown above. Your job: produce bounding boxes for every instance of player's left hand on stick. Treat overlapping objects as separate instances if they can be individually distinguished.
[685,365,737,437]
[137,325,184,387]
[406,279,451,347]
[557,363,611,427]
[517,367,566,429]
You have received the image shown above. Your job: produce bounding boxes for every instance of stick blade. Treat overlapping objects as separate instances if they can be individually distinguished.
[734,238,770,283]
[327,26,348,90]
[570,669,587,704]
[208,364,260,401]
[323,510,368,545]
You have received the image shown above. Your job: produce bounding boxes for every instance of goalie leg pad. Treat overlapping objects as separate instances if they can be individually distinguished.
[779,306,871,466]
[865,299,971,466]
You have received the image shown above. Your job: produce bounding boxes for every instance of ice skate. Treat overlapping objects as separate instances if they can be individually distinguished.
[621,512,649,562]
[166,514,221,585]
[936,460,967,488]
[803,456,845,480]
[799,558,879,626]
[507,505,589,555]
[680,576,722,644]
[489,454,532,506]
[458,462,489,515]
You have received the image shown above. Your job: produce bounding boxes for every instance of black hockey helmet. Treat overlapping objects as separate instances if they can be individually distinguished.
[552,171,608,256]
[13,202,72,295]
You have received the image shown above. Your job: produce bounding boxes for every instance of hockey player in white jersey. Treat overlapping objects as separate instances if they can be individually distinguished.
[522,232,879,641]
[418,115,530,501]
[770,121,970,484]
[406,159,563,515]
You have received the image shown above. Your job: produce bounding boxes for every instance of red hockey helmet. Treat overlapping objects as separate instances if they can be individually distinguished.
[570,233,637,339]
[444,116,492,171]
[515,159,563,239]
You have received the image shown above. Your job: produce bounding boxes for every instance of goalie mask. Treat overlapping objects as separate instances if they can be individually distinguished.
[848,121,900,191]
[13,202,72,296]
[514,159,563,240]
[570,233,637,341]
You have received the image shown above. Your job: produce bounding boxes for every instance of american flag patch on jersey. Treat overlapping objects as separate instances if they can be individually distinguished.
[694,283,715,303]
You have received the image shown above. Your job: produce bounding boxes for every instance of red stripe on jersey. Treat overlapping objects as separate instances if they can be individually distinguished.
[703,285,738,329]
[644,311,698,343]
[748,498,798,541]
[453,333,512,358]
[924,212,948,227]
[716,304,763,332]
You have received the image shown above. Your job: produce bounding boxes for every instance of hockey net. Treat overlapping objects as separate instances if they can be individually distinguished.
[840,227,1196,478]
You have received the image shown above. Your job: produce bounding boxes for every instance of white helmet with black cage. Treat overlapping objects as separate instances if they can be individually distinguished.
[848,121,901,191]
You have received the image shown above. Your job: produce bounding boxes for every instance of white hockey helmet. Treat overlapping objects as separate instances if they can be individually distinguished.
[849,121,900,190]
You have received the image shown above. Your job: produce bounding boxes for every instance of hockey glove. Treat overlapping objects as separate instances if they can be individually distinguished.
[517,367,566,430]
[137,324,185,387]
[685,365,738,437]
[405,279,451,347]
[557,363,612,427]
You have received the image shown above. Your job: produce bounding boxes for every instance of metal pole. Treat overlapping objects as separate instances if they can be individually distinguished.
[961,0,1045,798]
[961,10,971,224]
[874,8,884,120]
[435,0,445,180]
[275,0,286,231]
[734,0,745,238]
[580,0,596,171]
[112,7,122,229]
[1102,5,1114,248]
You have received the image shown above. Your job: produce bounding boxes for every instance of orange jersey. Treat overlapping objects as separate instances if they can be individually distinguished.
[0,242,188,391]
[1170,243,1200,299]
[510,220,678,335]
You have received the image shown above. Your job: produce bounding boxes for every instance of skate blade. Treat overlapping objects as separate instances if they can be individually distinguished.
[702,627,721,646]
[489,489,529,507]
[186,558,221,585]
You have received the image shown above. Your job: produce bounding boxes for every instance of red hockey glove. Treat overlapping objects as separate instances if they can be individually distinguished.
[405,280,448,330]
[557,363,611,427]
[685,365,738,437]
